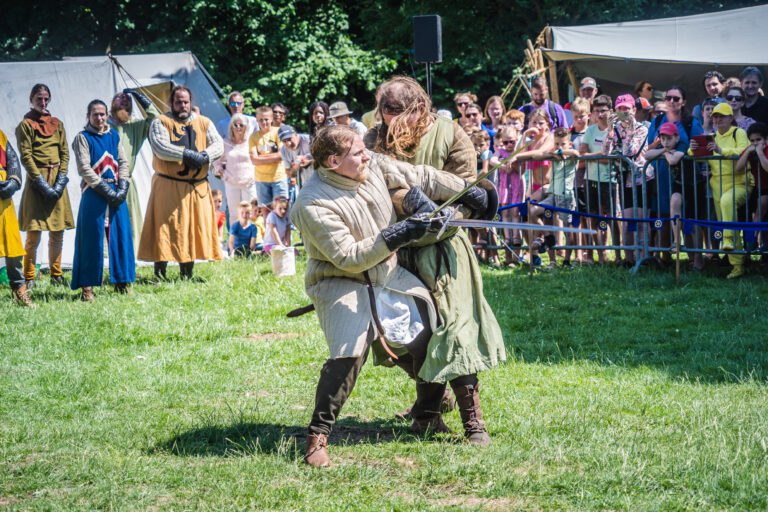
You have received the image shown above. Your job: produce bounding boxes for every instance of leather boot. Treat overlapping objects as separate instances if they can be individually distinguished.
[451,378,491,446]
[12,285,34,308]
[410,414,452,434]
[395,388,456,420]
[304,433,330,467]
[81,286,94,302]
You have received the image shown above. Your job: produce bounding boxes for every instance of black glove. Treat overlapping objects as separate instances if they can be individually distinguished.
[31,175,60,204]
[123,88,152,110]
[52,172,68,197]
[92,179,121,207]
[111,179,130,208]
[401,187,437,215]
[456,180,488,216]
[0,178,20,200]
[381,216,430,251]
[182,149,209,170]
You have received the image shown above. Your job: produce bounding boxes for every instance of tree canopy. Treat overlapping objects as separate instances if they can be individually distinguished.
[0,0,760,128]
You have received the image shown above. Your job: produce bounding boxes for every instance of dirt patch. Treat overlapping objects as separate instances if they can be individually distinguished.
[244,332,299,342]
[393,456,418,469]
[432,496,530,510]
[0,496,20,506]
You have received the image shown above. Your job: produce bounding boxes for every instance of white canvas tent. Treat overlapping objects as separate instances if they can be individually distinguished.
[0,51,228,269]
[542,5,768,103]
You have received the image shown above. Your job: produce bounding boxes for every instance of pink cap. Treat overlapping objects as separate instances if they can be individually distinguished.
[658,122,678,136]
[615,94,635,109]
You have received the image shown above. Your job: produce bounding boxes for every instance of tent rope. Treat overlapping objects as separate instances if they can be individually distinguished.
[108,53,168,108]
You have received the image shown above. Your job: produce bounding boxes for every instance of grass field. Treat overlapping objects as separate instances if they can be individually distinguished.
[1,255,767,511]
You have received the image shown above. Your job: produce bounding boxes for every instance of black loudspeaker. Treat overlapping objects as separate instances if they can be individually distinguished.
[413,15,442,64]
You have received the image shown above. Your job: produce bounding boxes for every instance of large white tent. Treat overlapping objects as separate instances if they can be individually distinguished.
[542,5,768,103]
[0,51,229,269]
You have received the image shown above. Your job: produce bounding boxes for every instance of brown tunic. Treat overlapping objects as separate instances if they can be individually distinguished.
[16,117,74,231]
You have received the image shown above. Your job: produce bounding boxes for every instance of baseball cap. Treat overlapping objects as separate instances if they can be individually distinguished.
[615,94,635,109]
[658,122,678,136]
[580,77,597,90]
[636,97,652,110]
[711,103,734,116]
[277,124,296,140]
[328,101,353,118]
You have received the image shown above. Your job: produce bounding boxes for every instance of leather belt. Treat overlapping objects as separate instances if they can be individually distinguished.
[156,173,208,185]
[363,270,398,360]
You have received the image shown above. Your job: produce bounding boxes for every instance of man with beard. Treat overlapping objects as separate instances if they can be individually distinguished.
[108,88,161,253]
[366,76,505,447]
[292,125,492,467]
[138,85,224,280]
[519,76,569,131]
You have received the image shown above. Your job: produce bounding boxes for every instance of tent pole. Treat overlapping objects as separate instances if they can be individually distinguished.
[566,62,579,95]
[544,26,560,104]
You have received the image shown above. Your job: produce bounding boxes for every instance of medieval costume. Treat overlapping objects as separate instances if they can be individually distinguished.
[367,113,505,441]
[292,145,492,467]
[0,128,32,306]
[137,110,223,278]
[70,123,134,299]
[108,89,162,254]
[16,109,74,286]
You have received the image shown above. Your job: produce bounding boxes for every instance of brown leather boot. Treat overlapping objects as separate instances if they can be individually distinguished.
[410,414,452,434]
[395,387,456,420]
[304,433,330,467]
[451,381,491,446]
[12,285,35,308]
[81,286,94,302]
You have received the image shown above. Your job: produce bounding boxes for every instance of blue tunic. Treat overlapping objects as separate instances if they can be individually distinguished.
[70,128,135,289]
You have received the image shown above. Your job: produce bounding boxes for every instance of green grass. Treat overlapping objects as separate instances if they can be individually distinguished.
[1,255,767,511]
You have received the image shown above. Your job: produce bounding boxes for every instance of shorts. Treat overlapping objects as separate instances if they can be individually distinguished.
[585,180,617,215]
[256,179,290,207]
[539,193,575,222]
[621,178,655,212]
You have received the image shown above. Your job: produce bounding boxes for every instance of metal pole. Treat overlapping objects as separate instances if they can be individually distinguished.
[425,63,432,98]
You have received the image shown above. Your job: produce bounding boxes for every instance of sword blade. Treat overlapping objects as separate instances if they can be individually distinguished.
[448,218,597,235]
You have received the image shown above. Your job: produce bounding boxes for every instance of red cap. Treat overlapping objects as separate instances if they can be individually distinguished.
[658,122,679,136]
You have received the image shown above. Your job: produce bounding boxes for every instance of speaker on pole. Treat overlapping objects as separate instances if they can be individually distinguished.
[413,15,442,64]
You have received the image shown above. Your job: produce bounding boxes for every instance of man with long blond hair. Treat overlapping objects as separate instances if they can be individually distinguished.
[366,76,505,447]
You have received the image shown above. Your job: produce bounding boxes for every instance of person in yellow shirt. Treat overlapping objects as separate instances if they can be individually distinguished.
[249,106,287,218]
[690,103,751,278]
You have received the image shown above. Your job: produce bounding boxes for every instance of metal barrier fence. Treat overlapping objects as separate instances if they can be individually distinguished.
[475,153,767,279]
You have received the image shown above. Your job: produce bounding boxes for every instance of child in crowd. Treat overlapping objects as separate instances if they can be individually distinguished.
[211,189,226,248]
[700,98,718,134]
[570,98,591,263]
[249,198,265,246]
[690,103,750,278]
[263,196,292,254]
[228,201,261,257]
[736,122,768,252]
[470,129,499,266]
[646,122,706,270]
[528,127,580,268]
[491,126,523,266]
[502,110,525,132]
[509,108,553,264]
[249,106,287,219]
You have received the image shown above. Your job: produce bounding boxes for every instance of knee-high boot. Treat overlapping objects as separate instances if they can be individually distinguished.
[450,374,491,446]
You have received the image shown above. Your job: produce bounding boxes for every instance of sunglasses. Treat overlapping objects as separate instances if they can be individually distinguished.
[726,95,744,102]
[466,112,480,117]
[232,123,245,128]
[502,139,516,145]
[645,85,654,91]
[653,111,665,116]
[229,101,243,107]
[665,96,682,102]
[456,102,469,107]
[273,110,285,115]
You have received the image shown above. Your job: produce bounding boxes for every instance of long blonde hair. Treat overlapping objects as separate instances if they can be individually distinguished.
[373,76,433,160]
[228,113,247,143]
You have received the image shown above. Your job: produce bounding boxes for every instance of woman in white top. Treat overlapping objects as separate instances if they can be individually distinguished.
[214,113,258,225]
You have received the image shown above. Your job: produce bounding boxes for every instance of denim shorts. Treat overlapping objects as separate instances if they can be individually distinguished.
[255,180,289,206]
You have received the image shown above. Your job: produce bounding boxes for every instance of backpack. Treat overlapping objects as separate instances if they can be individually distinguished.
[521,100,560,130]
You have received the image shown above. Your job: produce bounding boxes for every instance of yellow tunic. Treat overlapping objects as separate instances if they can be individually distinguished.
[0,130,25,258]
[138,114,223,262]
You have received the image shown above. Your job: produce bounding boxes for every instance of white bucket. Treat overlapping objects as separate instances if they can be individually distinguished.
[270,246,296,277]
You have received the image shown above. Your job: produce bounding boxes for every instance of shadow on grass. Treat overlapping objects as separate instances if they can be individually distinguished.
[153,416,415,459]
[483,264,768,383]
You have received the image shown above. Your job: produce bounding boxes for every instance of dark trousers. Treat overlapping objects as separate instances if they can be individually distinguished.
[5,256,24,289]
[309,309,436,436]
